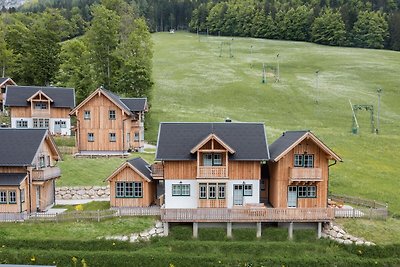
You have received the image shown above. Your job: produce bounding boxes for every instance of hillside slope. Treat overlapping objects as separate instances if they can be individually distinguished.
[149,32,400,214]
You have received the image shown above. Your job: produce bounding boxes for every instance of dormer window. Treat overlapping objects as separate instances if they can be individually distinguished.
[34,102,47,110]
[203,153,222,166]
[294,154,314,168]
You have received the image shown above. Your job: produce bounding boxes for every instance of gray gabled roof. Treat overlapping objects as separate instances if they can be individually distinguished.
[5,86,75,108]
[120,98,147,112]
[127,157,152,181]
[155,122,269,161]
[0,173,27,185]
[269,131,308,160]
[0,77,16,87]
[0,129,47,166]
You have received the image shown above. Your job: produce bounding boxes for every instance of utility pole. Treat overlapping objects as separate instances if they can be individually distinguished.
[376,88,382,134]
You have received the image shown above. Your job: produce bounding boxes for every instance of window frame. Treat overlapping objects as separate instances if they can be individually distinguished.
[243,184,253,196]
[8,191,16,204]
[115,182,143,198]
[294,154,304,167]
[303,154,314,168]
[0,191,7,204]
[297,185,317,198]
[218,183,226,199]
[172,184,190,196]
[208,183,217,199]
[109,110,116,120]
[88,133,94,142]
[109,133,116,142]
[16,120,28,128]
[84,110,91,120]
[199,183,207,199]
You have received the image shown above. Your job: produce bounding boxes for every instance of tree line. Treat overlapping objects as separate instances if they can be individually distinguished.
[189,0,400,51]
[0,0,153,103]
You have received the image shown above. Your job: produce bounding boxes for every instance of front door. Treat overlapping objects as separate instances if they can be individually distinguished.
[36,186,41,211]
[233,184,243,205]
[288,186,297,208]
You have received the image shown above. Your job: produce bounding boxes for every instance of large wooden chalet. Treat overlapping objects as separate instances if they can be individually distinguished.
[5,86,75,135]
[70,87,148,156]
[0,77,16,113]
[0,129,61,214]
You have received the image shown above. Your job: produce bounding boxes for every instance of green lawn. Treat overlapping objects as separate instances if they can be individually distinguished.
[57,152,155,187]
[147,32,400,215]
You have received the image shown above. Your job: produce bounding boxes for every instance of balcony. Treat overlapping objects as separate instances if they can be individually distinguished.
[197,166,227,178]
[31,109,50,118]
[151,163,164,178]
[161,207,334,223]
[32,167,61,181]
[289,167,322,182]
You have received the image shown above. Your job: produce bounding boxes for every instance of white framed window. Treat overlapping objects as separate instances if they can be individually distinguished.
[88,133,94,142]
[39,156,46,168]
[34,102,47,109]
[172,184,190,196]
[60,121,66,128]
[109,110,116,120]
[203,154,213,166]
[203,153,222,166]
[243,184,253,196]
[16,120,28,128]
[294,154,303,167]
[213,154,222,166]
[199,183,207,199]
[84,110,91,120]
[198,183,226,200]
[208,183,217,199]
[0,191,6,204]
[304,154,314,168]
[109,133,116,142]
[218,183,226,199]
[8,191,16,204]
[297,185,317,198]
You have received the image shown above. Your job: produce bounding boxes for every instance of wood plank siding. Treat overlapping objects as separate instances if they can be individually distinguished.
[268,139,329,208]
[109,167,156,207]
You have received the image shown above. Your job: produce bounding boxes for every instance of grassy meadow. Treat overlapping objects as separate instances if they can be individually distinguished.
[147,32,400,214]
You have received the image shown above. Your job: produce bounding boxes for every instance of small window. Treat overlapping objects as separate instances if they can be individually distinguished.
[34,102,47,110]
[8,191,16,204]
[294,154,303,167]
[125,182,134,197]
[298,186,307,198]
[307,186,316,198]
[134,182,143,198]
[115,182,143,198]
[16,120,28,128]
[44,119,49,128]
[21,189,25,203]
[134,132,139,141]
[39,156,46,168]
[213,154,222,166]
[109,133,116,142]
[203,154,213,166]
[60,121,66,128]
[304,154,314,168]
[0,191,6,204]
[243,184,253,196]
[33,119,38,128]
[172,184,181,196]
[199,183,207,199]
[109,110,116,120]
[84,110,91,120]
[218,183,226,199]
[116,182,124,198]
[172,184,190,196]
[88,133,94,142]
[208,183,216,199]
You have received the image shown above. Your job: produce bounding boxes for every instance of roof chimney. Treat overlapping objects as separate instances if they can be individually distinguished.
[225,117,232,122]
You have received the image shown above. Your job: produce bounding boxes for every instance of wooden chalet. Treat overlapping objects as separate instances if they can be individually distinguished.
[106,157,156,208]
[151,122,341,238]
[268,131,342,209]
[69,87,148,156]
[5,86,75,135]
[0,77,16,113]
[0,129,61,213]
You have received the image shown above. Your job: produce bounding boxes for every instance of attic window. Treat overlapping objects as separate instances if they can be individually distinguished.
[109,110,116,120]
[34,102,47,110]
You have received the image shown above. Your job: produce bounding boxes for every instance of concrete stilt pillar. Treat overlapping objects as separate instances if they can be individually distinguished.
[256,222,262,238]
[288,222,293,240]
[163,222,169,237]
[317,222,322,239]
[227,222,232,238]
[193,222,198,238]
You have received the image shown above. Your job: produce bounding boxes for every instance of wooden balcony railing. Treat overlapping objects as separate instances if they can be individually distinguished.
[151,163,164,178]
[161,207,334,222]
[197,166,227,178]
[31,109,50,118]
[289,167,322,182]
[32,167,61,181]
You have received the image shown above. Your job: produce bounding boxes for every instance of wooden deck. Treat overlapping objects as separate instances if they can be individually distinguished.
[161,207,334,223]
[289,167,322,182]
[32,167,61,181]
[197,166,227,178]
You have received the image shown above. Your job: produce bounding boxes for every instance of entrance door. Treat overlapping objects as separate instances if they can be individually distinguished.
[36,186,41,211]
[54,121,61,134]
[287,186,297,208]
[233,185,243,205]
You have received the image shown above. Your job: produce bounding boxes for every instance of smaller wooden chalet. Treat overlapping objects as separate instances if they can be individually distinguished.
[0,129,61,213]
[268,131,342,209]
[0,77,16,112]
[70,87,148,156]
[5,86,75,135]
[106,157,156,207]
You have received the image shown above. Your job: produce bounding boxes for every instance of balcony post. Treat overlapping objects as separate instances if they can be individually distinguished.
[163,222,169,236]
[317,222,322,239]
[288,222,293,240]
[227,222,232,238]
[256,222,262,238]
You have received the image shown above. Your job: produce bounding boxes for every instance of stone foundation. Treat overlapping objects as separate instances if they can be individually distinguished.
[103,221,165,242]
[56,186,110,200]
[322,222,375,246]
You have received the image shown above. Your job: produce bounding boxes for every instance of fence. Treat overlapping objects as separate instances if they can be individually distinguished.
[112,206,161,216]
[0,212,28,222]
[29,209,117,222]
[58,146,77,155]
[330,194,388,220]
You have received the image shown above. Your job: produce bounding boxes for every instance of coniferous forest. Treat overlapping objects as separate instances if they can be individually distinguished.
[1,0,400,102]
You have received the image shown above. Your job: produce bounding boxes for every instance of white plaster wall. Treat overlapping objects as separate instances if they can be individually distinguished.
[226,180,260,208]
[164,180,198,209]
[11,118,33,128]
[49,118,71,135]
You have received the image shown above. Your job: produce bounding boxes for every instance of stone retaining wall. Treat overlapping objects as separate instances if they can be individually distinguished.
[104,221,165,242]
[56,186,110,200]
[322,222,375,246]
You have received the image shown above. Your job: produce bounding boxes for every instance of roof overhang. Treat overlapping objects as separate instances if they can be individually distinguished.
[0,78,16,87]
[27,90,54,102]
[272,132,342,162]
[190,133,235,154]
[105,161,152,182]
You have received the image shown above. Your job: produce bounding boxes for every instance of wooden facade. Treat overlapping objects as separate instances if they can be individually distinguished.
[268,133,341,209]
[70,88,147,154]
[0,130,61,214]
[0,78,16,112]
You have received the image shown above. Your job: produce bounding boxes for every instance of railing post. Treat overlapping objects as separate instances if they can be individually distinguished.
[288,222,293,240]
[227,222,232,238]
[193,222,198,238]
[317,222,322,239]
[256,222,262,238]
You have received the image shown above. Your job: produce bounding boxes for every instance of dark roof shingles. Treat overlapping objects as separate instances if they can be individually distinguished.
[120,98,147,112]
[268,131,308,160]
[155,122,269,161]
[0,173,27,185]
[5,86,75,108]
[127,157,152,181]
[0,129,46,166]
